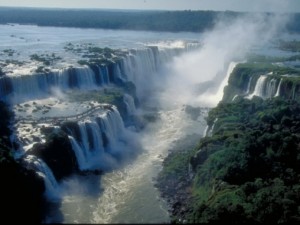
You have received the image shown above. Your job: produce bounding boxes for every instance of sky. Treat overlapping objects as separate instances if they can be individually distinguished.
[0,0,300,12]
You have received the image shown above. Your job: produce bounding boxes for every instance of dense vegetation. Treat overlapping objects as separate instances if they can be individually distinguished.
[0,7,299,33]
[159,96,300,223]
[158,60,300,223]
[0,101,47,223]
[0,6,300,223]
[0,8,218,32]
[222,63,300,102]
[190,97,300,223]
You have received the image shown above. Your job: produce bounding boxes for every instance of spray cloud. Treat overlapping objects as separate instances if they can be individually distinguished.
[160,11,289,107]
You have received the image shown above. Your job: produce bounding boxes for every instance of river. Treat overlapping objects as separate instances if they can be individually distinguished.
[49,95,207,223]
[3,22,295,224]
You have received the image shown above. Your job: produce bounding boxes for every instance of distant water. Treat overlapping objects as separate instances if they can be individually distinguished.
[0,23,204,224]
[3,23,299,224]
[0,24,201,59]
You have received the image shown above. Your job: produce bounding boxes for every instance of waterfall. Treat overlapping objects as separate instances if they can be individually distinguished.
[246,76,253,94]
[97,66,110,85]
[120,48,159,97]
[24,155,59,199]
[215,62,238,102]
[247,75,268,99]
[68,136,88,171]
[0,46,192,103]
[88,121,105,152]
[123,94,136,116]
[210,118,218,136]
[247,75,282,99]
[78,121,91,158]
[232,95,239,101]
[99,107,125,149]
[68,120,105,171]
[0,77,12,99]
[203,125,209,137]
[204,118,218,137]
[120,46,189,98]
[75,67,97,89]
[265,78,278,98]
[275,79,282,97]
[114,63,126,82]
[66,106,126,171]
[0,66,100,102]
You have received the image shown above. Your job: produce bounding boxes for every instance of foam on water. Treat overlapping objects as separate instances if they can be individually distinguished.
[57,104,208,223]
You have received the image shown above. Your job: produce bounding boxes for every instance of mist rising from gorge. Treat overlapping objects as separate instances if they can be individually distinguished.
[157,12,290,108]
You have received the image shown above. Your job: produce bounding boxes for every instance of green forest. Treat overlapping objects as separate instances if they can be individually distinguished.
[1,7,300,223]
[0,7,300,33]
[157,63,300,223]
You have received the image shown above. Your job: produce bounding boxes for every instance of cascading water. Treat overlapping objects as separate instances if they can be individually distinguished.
[68,136,88,171]
[197,62,239,107]
[24,155,59,199]
[2,29,201,223]
[2,18,298,224]
[45,43,204,224]
[57,103,208,224]
[95,66,110,85]
[246,76,254,94]
[65,106,126,171]
[275,78,282,97]
[246,75,282,99]
[233,76,255,101]
[123,94,136,116]
[265,78,278,98]
[99,107,125,146]
[0,46,191,104]
[120,47,189,99]
[247,75,268,99]
[204,118,218,137]
[0,66,101,102]
[203,125,209,137]
[215,62,238,102]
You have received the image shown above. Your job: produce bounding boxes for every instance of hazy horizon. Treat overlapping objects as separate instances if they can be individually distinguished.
[0,0,299,13]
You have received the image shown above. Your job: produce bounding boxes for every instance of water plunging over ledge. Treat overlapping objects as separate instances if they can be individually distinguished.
[52,101,207,223]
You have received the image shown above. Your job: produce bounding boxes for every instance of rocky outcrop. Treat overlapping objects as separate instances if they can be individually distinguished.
[155,134,201,223]
[222,63,300,102]
[28,129,79,181]
[184,105,201,121]
[0,100,47,223]
[0,158,47,224]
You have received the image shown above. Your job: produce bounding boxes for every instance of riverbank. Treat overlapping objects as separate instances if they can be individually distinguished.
[157,96,300,223]
[155,133,201,223]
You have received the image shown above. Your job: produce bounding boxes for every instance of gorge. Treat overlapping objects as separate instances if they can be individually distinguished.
[1,8,300,224]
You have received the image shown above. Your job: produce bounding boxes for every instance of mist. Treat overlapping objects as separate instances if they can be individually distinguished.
[158,12,290,108]
[7,6,295,223]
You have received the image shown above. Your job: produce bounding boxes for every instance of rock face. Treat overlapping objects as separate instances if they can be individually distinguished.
[184,105,200,121]
[0,101,46,223]
[28,129,79,181]
[0,159,47,223]
[222,63,300,102]
[155,134,201,223]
